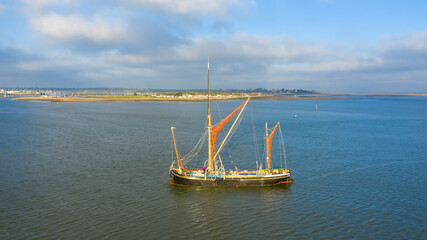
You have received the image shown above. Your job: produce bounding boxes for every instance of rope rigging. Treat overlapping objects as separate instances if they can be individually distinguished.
[278,124,287,169]
[250,108,261,169]
[214,112,244,169]
[171,99,288,172]
[182,125,208,165]
[216,101,233,167]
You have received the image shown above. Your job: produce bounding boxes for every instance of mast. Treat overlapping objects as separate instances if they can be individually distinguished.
[207,57,210,115]
[207,57,213,172]
[205,58,248,174]
[265,122,268,171]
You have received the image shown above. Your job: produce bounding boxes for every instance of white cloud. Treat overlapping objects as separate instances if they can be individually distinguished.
[15,53,92,71]
[91,31,427,90]
[31,12,132,44]
[96,33,295,66]
[126,0,243,15]
[98,33,329,65]
[142,33,345,66]
[9,0,427,91]
[271,57,383,73]
[98,51,151,66]
[382,32,427,52]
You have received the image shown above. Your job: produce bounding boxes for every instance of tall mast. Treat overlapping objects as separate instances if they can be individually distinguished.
[207,57,213,172]
[207,57,210,115]
[265,122,268,171]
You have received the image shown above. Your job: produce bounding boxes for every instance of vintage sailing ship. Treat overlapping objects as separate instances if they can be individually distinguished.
[169,60,294,187]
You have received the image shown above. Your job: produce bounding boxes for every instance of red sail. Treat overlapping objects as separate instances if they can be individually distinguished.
[267,122,280,170]
[210,98,249,159]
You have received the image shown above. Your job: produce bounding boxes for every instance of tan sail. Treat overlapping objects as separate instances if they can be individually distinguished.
[266,122,280,171]
[209,98,250,169]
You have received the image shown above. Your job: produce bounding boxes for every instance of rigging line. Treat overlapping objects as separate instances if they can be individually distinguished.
[213,98,249,161]
[184,123,207,157]
[215,101,223,127]
[182,128,207,163]
[219,114,244,168]
[214,113,243,149]
[182,141,201,164]
[192,145,201,168]
[250,107,260,168]
[212,111,244,168]
[191,130,207,157]
[279,127,283,169]
[171,130,174,164]
[183,131,204,159]
[216,112,243,150]
[215,100,232,159]
[188,132,207,162]
[278,125,283,169]
[262,133,266,170]
[176,114,208,167]
[187,129,207,164]
[278,124,287,169]
[211,99,249,168]
[217,115,243,170]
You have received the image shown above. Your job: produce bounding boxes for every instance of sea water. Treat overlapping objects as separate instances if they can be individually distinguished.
[1,96,426,239]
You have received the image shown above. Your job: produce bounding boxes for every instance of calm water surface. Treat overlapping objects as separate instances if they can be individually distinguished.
[1,97,426,239]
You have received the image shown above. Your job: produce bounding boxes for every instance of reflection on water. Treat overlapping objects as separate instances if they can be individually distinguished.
[0,97,426,239]
[167,184,293,238]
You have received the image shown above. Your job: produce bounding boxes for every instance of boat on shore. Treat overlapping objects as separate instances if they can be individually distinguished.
[169,59,294,187]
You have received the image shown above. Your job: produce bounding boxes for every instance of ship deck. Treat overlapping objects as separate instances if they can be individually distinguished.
[169,168,294,187]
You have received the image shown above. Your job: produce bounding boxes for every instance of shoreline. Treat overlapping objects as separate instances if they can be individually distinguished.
[11,93,427,103]
[12,95,349,102]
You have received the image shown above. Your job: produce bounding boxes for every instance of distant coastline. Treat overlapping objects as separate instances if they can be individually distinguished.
[12,95,347,102]
[11,92,427,103]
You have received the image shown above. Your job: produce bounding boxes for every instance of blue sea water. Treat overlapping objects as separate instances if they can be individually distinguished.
[0,96,426,239]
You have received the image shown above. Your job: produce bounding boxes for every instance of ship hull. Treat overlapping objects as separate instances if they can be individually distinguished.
[169,169,294,187]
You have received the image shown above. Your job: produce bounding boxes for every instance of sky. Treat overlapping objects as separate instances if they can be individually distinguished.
[0,0,427,92]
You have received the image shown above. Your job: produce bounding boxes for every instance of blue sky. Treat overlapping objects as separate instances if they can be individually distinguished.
[0,0,426,92]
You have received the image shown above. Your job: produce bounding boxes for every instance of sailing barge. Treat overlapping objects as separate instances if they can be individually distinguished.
[169,60,294,187]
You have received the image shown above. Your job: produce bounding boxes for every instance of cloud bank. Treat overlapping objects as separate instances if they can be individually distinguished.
[0,0,426,92]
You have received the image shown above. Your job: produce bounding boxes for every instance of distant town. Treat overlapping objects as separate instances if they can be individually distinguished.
[0,88,317,98]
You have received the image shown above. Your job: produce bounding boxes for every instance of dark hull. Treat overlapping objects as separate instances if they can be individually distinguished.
[169,170,294,187]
